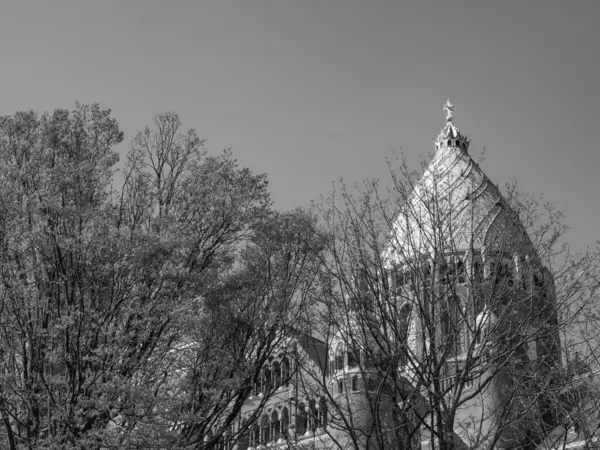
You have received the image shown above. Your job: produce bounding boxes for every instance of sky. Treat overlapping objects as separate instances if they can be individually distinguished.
[0,0,598,253]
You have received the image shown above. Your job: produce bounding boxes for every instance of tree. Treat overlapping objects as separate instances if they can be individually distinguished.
[164,208,326,450]
[0,104,125,449]
[0,107,320,449]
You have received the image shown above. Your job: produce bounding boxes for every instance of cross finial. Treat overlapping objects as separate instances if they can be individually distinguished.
[443,99,454,122]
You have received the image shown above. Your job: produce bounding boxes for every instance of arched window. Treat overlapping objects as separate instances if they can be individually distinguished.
[251,424,259,448]
[281,358,290,386]
[398,304,411,366]
[256,371,264,395]
[335,343,344,372]
[271,411,280,442]
[351,375,358,392]
[281,408,289,438]
[272,361,281,388]
[260,415,270,444]
[348,346,360,368]
[296,402,307,436]
[264,367,272,391]
[319,397,328,430]
[309,399,317,432]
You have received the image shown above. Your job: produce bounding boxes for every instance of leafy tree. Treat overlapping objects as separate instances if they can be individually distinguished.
[0,107,320,449]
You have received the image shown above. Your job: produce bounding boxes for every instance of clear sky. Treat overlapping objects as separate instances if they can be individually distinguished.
[0,0,598,253]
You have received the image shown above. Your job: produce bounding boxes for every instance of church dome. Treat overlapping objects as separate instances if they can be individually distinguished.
[385,101,533,266]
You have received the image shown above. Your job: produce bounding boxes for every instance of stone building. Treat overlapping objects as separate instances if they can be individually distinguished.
[228,102,562,450]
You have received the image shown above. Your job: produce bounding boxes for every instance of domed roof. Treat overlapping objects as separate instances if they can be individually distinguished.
[384,101,532,266]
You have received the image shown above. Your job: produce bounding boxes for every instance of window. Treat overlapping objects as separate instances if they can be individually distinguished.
[357,267,369,293]
[533,269,544,290]
[272,362,281,388]
[256,374,264,395]
[309,399,317,432]
[501,260,513,283]
[281,408,289,438]
[454,259,466,284]
[271,411,280,442]
[495,259,514,287]
[260,415,270,444]
[281,358,290,386]
[473,260,483,285]
[335,343,344,372]
[296,403,307,435]
[398,305,411,366]
[398,271,406,286]
[337,379,344,395]
[264,368,271,391]
[348,346,360,368]
[421,262,431,279]
[351,376,358,392]
[319,397,328,429]
[390,267,407,294]
[367,378,376,392]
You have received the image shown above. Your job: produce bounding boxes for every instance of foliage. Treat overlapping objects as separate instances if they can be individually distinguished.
[0,107,321,449]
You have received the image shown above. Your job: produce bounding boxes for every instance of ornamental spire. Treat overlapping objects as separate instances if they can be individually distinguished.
[435,99,469,152]
[443,99,455,122]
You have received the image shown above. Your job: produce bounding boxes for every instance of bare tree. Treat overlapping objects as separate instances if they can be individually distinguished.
[299,116,600,450]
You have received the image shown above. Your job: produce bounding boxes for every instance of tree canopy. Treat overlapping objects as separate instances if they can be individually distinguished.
[0,105,324,450]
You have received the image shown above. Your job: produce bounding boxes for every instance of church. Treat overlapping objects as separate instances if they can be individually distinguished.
[231,102,569,450]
